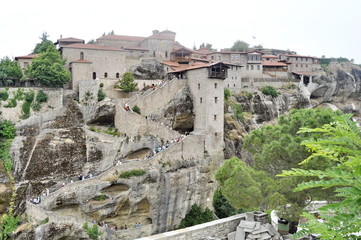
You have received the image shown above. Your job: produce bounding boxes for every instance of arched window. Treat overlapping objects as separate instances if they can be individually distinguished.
[104,72,108,78]
[165,51,168,58]
[80,52,84,60]
[153,51,156,57]
[116,73,120,78]
[93,72,96,80]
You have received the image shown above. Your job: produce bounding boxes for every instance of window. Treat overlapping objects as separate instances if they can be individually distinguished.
[246,65,249,70]
[153,51,156,57]
[215,132,218,137]
[104,72,108,78]
[165,51,168,58]
[233,84,235,87]
[218,56,221,60]
[211,56,214,60]
[296,64,298,67]
[116,73,120,78]
[301,64,303,68]
[198,83,200,90]
[200,98,202,103]
[215,97,218,103]
[93,72,96,80]
[214,115,217,121]
[257,65,260,70]
[251,65,254,70]
[296,57,298,61]
[228,84,229,87]
[209,63,228,78]
[214,83,217,89]
[80,52,84,60]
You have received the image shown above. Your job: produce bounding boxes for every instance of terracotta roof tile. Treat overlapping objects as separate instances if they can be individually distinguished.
[62,43,124,51]
[262,60,288,67]
[124,47,149,51]
[15,54,39,60]
[161,60,180,67]
[57,37,84,42]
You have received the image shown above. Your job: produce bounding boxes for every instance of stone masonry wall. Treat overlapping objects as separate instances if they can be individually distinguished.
[135,214,246,240]
[0,87,63,123]
[127,79,187,116]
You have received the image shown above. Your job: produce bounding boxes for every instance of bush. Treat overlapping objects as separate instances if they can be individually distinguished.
[178,204,214,229]
[224,88,231,100]
[132,105,141,114]
[32,102,41,112]
[233,104,244,122]
[21,101,31,119]
[24,91,35,102]
[36,90,48,103]
[0,120,15,139]
[4,98,16,108]
[94,195,107,201]
[119,169,146,179]
[99,83,104,88]
[261,86,279,98]
[118,72,137,92]
[0,91,9,101]
[14,88,24,101]
[97,89,106,102]
[241,91,253,100]
[83,222,103,240]
[213,189,241,218]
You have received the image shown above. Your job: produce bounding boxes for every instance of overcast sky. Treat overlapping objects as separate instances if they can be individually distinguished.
[1,0,360,63]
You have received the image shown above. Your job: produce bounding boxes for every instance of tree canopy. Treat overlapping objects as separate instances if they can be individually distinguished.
[117,72,137,92]
[230,40,250,52]
[279,114,361,239]
[0,57,22,82]
[25,45,70,87]
[32,32,54,54]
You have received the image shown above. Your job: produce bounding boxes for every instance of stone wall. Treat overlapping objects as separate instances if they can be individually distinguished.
[79,79,99,106]
[135,214,247,240]
[127,79,187,116]
[0,87,63,123]
[241,78,296,89]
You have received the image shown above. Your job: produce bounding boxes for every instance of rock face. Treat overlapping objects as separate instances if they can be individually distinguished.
[149,86,194,133]
[130,59,165,79]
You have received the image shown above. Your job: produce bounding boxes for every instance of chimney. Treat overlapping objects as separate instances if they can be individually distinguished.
[152,30,159,35]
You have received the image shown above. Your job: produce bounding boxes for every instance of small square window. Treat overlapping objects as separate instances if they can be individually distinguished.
[198,83,200,90]
[214,115,217,121]
[215,97,218,103]
[214,83,217,89]
[200,98,202,103]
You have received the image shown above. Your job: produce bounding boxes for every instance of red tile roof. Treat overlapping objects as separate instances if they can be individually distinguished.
[57,37,84,42]
[262,60,288,67]
[161,60,180,67]
[124,46,148,51]
[71,59,92,63]
[169,62,237,73]
[261,55,278,59]
[97,35,146,41]
[15,54,39,60]
[191,57,210,63]
[62,43,124,51]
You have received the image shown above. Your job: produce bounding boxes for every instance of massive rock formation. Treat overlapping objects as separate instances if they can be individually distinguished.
[130,59,165,79]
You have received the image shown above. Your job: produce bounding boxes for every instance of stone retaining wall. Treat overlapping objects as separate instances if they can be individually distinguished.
[135,214,247,240]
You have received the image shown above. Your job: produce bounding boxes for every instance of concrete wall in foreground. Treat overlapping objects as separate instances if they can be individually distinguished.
[135,214,246,240]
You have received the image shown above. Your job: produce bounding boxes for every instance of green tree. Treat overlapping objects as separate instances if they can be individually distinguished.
[231,40,249,52]
[278,114,361,239]
[83,222,103,240]
[0,58,23,83]
[25,45,70,87]
[32,32,54,54]
[178,204,214,229]
[213,188,241,218]
[199,43,217,52]
[118,72,137,92]
[261,86,279,98]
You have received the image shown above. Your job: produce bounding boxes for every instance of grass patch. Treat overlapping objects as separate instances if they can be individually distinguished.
[119,169,146,179]
[36,90,48,103]
[4,98,17,108]
[0,90,9,101]
[94,195,107,201]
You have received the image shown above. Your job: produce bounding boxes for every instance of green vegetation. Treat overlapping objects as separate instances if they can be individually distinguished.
[213,189,241,218]
[319,57,351,66]
[178,204,214,229]
[97,89,106,102]
[216,108,342,225]
[37,217,49,227]
[99,82,104,88]
[83,222,103,240]
[230,40,250,52]
[25,44,70,87]
[132,105,141,114]
[36,90,48,103]
[240,91,253,100]
[119,169,146,179]
[0,57,23,84]
[279,114,361,239]
[21,91,35,119]
[0,90,9,101]
[117,72,137,92]
[261,86,279,98]
[4,98,17,108]
[94,195,107,201]
[32,32,54,54]
[224,88,231,100]
[233,103,244,122]
[0,121,18,239]
[89,126,120,137]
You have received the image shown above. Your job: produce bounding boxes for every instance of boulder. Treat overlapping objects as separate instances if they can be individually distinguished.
[130,59,165,79]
